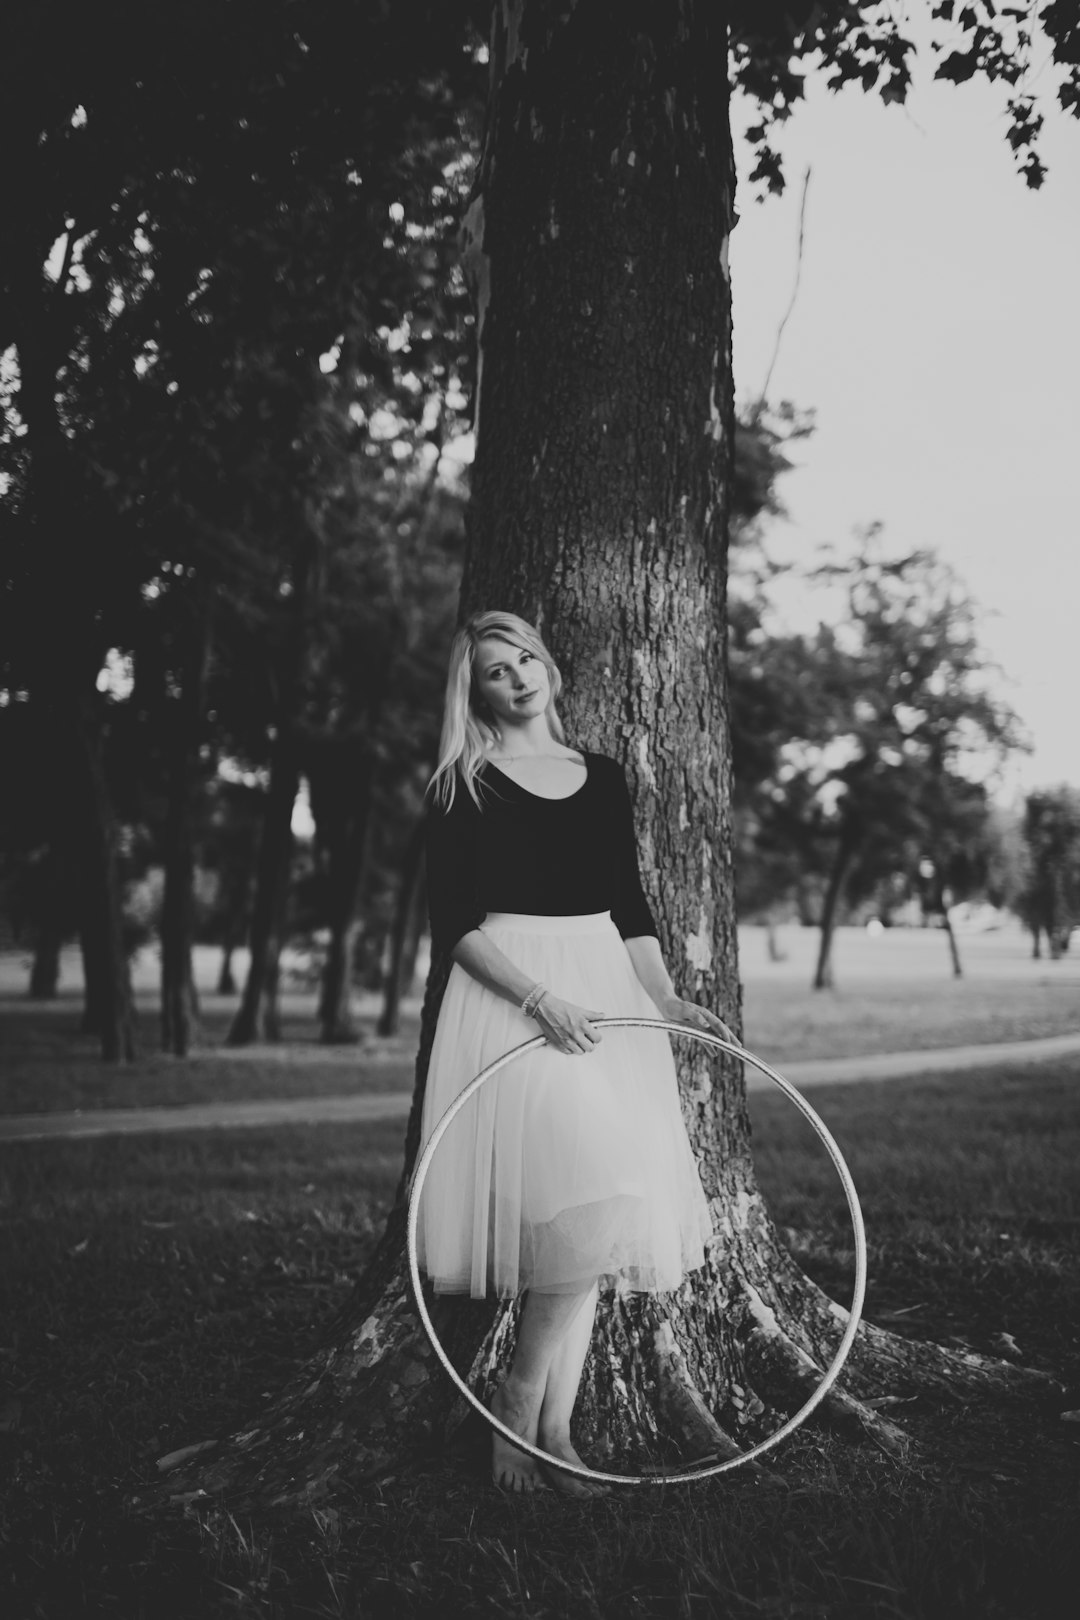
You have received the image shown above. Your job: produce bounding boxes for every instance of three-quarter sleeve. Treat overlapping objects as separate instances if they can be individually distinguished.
[425,784,486,958]
[606,760,659,941]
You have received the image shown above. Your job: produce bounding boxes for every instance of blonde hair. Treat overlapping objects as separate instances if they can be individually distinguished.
[429,611,567,809]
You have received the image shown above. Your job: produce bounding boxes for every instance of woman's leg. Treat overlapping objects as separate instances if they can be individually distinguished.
[491,1283,598,1495]
[537,1281,601,1490]
[537,1283,599,1451]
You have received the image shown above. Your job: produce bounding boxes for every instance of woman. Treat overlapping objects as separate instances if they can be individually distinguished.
[417,610,732,1496]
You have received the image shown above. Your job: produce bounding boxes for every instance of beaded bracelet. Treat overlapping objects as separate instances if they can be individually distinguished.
[521,983,547,1018]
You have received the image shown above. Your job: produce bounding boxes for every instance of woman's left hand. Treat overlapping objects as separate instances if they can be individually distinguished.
[658,995,739,1047]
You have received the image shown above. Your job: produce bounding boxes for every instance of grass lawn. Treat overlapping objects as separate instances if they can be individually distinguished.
[3,924,1080,1117]
[2,1064,1078,1618]
[0,999,421,1117]
[740,922,1080,1066]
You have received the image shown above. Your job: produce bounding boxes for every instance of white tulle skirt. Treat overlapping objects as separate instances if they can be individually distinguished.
[415,912,713,1299]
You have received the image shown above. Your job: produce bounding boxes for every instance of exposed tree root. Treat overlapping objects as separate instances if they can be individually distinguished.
[138,1195,1063,1513]
[738,1279,909,1458]
[651,1320,758,1470]
[771,1260,1064,1403]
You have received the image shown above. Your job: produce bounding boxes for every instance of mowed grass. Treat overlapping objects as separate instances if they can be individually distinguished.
[3,923,1080,1116]
[2,1065,1078,1618]
[740,922,1080,1066]
[0,997,421,1116]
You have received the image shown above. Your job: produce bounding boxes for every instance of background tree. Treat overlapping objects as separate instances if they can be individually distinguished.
[1020,786,1080,958]
[769,535,1023,989]
[0,0,485,1057]
[727,404,826,954]
[984,802,1029,920]
[909,771,996,976]
[153,0,1070,1510]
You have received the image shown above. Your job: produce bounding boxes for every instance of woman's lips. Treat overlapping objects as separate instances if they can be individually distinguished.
[514,691,539,704]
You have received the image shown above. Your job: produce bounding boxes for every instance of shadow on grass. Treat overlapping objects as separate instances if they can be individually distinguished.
[2,1070,1079,1617]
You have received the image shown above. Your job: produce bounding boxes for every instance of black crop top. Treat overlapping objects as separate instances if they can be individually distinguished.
[425,751,659,956]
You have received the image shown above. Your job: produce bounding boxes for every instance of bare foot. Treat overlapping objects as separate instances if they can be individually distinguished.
[491,1381,546,1494]
[536,1428,608,1498]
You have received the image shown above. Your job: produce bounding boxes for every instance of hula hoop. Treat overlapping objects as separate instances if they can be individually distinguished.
[406,1019,866,1487]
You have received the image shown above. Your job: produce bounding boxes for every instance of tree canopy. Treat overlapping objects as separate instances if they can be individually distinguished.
[2,0,1077,1056]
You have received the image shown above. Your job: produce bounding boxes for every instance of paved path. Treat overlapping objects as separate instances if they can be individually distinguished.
[2,1029,1078,1145]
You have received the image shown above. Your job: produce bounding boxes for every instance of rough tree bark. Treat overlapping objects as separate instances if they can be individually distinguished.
[155,1,1050,1511]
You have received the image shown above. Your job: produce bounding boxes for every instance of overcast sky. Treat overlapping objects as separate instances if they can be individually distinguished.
[729,37,1079,802]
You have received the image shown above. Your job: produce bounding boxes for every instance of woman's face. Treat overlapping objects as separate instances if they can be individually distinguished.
[472,636,551,729]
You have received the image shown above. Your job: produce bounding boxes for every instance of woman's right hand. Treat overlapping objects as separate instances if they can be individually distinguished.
[531,994,604,1056]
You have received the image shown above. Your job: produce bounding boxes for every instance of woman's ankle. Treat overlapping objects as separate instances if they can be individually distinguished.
[537,1415,572,1447]
[495,1372,542,1419]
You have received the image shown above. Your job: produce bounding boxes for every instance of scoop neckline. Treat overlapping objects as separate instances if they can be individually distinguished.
[483,751,591,802]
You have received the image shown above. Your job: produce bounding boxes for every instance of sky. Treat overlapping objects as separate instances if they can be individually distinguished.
[728,34,1080,802]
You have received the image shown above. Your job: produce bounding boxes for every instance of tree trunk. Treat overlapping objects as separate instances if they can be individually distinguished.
[65,684,137,1062]
[399,871,426,1000]
[312,746,376,1045]
[160,602,212,1056]
[14,265,136,1061]
[216,943,238,995]
[813,835,855,991]
[377,817,427,1038]
[226,751,297,1046]
[78,916,106,1036]
[227,543,314,1047]
[928,866,964,980]
[28,847,66,999]
[154,1,1044,1511]
[941,907,963,979]
[764,912,786,964]
[29,931,62,999]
